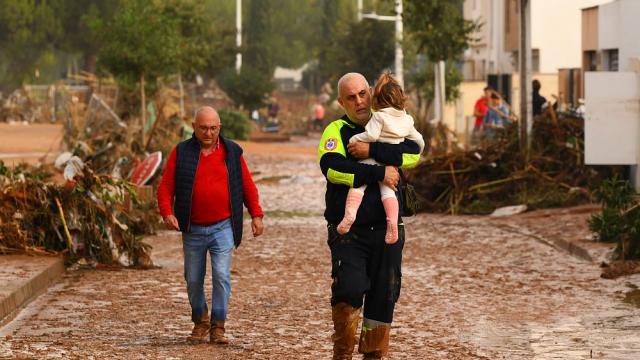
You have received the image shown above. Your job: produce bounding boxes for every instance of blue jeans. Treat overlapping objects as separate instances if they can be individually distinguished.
[182,218,234,322]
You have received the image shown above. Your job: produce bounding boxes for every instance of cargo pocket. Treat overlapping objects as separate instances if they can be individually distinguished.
[331,258,343,293]
[327,224,341,249]
[391,266,402,303]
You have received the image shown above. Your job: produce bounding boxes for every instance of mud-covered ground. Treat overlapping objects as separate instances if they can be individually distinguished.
[2,136,640,359]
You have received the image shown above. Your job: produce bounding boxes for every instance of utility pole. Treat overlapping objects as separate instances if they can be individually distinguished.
[236,0,242,74]
[433,61,445,124]
[360,0,404,87]
[519,0,532,161]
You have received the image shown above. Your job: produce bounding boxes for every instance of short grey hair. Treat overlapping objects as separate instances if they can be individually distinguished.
[337,72,369,97]
[193,106,219,121]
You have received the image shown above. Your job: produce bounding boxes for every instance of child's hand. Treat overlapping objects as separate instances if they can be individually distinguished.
[347,141,370,159]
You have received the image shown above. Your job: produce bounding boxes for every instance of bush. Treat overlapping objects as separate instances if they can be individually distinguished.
[219,109,250,140]
[588,176,640,259]
[217,66,274,110]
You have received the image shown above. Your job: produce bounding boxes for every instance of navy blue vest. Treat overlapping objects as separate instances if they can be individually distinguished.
[173,135,245,247]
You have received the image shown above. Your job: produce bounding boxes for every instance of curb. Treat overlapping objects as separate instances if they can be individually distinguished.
[0,257,65,326]
[495,224,594,263]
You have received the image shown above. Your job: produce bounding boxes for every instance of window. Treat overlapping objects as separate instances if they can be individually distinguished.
[609,49,619,71]
[511,49,540,72]
[532,49,540,72]
[602,49,619,71]
[584,51,597,71]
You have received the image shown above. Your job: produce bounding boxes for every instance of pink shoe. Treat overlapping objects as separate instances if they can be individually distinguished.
[385,220,398,244]
[337,215,354,235]
[382,197,399,244]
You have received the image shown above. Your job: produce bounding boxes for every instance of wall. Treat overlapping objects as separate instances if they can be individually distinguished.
[618,0,640,71]
[598,0,621,51]
[582,6,599,51]
[445,81,487,144]
[531,0,611,73]
[463,0,515,80]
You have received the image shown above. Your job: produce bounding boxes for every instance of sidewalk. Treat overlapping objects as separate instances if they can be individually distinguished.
[0,255,65,326]
[490,204,614,264]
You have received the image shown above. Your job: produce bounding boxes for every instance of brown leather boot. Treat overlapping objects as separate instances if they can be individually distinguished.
[358,319,390,359]
[210,320,229,344]
[332,303,361,360]
[187,312,210,344]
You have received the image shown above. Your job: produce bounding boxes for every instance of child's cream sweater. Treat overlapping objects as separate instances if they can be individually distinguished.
[349,107,425,153]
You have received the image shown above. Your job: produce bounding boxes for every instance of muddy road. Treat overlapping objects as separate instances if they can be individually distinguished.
[2,136,640,359]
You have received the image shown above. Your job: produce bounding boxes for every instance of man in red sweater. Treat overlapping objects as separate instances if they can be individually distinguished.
[472,86,492,144]
[157,106,264,344]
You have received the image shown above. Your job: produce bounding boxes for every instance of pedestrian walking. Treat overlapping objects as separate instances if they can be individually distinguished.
[157,106,264,344]
[318,72,421,359]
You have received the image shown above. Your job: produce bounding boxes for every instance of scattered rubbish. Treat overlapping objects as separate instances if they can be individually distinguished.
[54,152,73,169]
[408,116,623,214]
[490,205,528,217]
[600,261,640,279]
[63,156,84,181]
[130,152,162,186]
[0,160,154,267]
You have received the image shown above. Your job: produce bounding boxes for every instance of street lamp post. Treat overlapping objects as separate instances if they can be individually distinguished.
[360,0,404,87]
[236,0,242,74]
[519,0,532,160]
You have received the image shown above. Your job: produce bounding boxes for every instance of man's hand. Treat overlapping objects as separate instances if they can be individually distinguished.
[383,166,399,191]
[347,141,370,159]
[252,217,264,237]
[163,215,180,231]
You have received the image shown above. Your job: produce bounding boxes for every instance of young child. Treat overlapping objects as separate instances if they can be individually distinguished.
[336,73,425,244]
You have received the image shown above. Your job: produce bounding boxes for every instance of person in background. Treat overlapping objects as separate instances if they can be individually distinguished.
[472,86,492,144]
[157,106,264,345]
[267,96,280,124]
[313,100,326,131]
[532,79,547,116]
[482,92,512,139]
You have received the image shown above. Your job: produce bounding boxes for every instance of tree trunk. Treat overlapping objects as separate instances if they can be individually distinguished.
[141,73,146,146]
[83,53,97,75]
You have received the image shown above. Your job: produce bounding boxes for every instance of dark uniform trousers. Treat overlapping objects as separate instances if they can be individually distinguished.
[327,222,404,325]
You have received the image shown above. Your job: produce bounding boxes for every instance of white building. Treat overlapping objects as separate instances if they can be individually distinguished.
[582,0,640,187]
[450,0,611,142]
[463,0,611,80]
[582,0,640,73]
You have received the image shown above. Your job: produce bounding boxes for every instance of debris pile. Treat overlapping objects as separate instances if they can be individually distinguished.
[408,116,623,214]
[0,160,153,267]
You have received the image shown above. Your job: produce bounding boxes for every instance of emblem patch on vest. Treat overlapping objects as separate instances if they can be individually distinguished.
[324,138,338,151]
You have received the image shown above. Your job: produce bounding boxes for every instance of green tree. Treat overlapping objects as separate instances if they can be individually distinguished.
[404,0,480,123]
[217,67,275,110]
[312,0,397,92]
[96,0,217,143]
[244,0,274,75]
[0,0,61,91]
[317,0,356,86]
[50,0,117,74]
[336,19,395,83]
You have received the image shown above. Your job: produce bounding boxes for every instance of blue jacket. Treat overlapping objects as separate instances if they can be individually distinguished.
[173,135,245,247]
